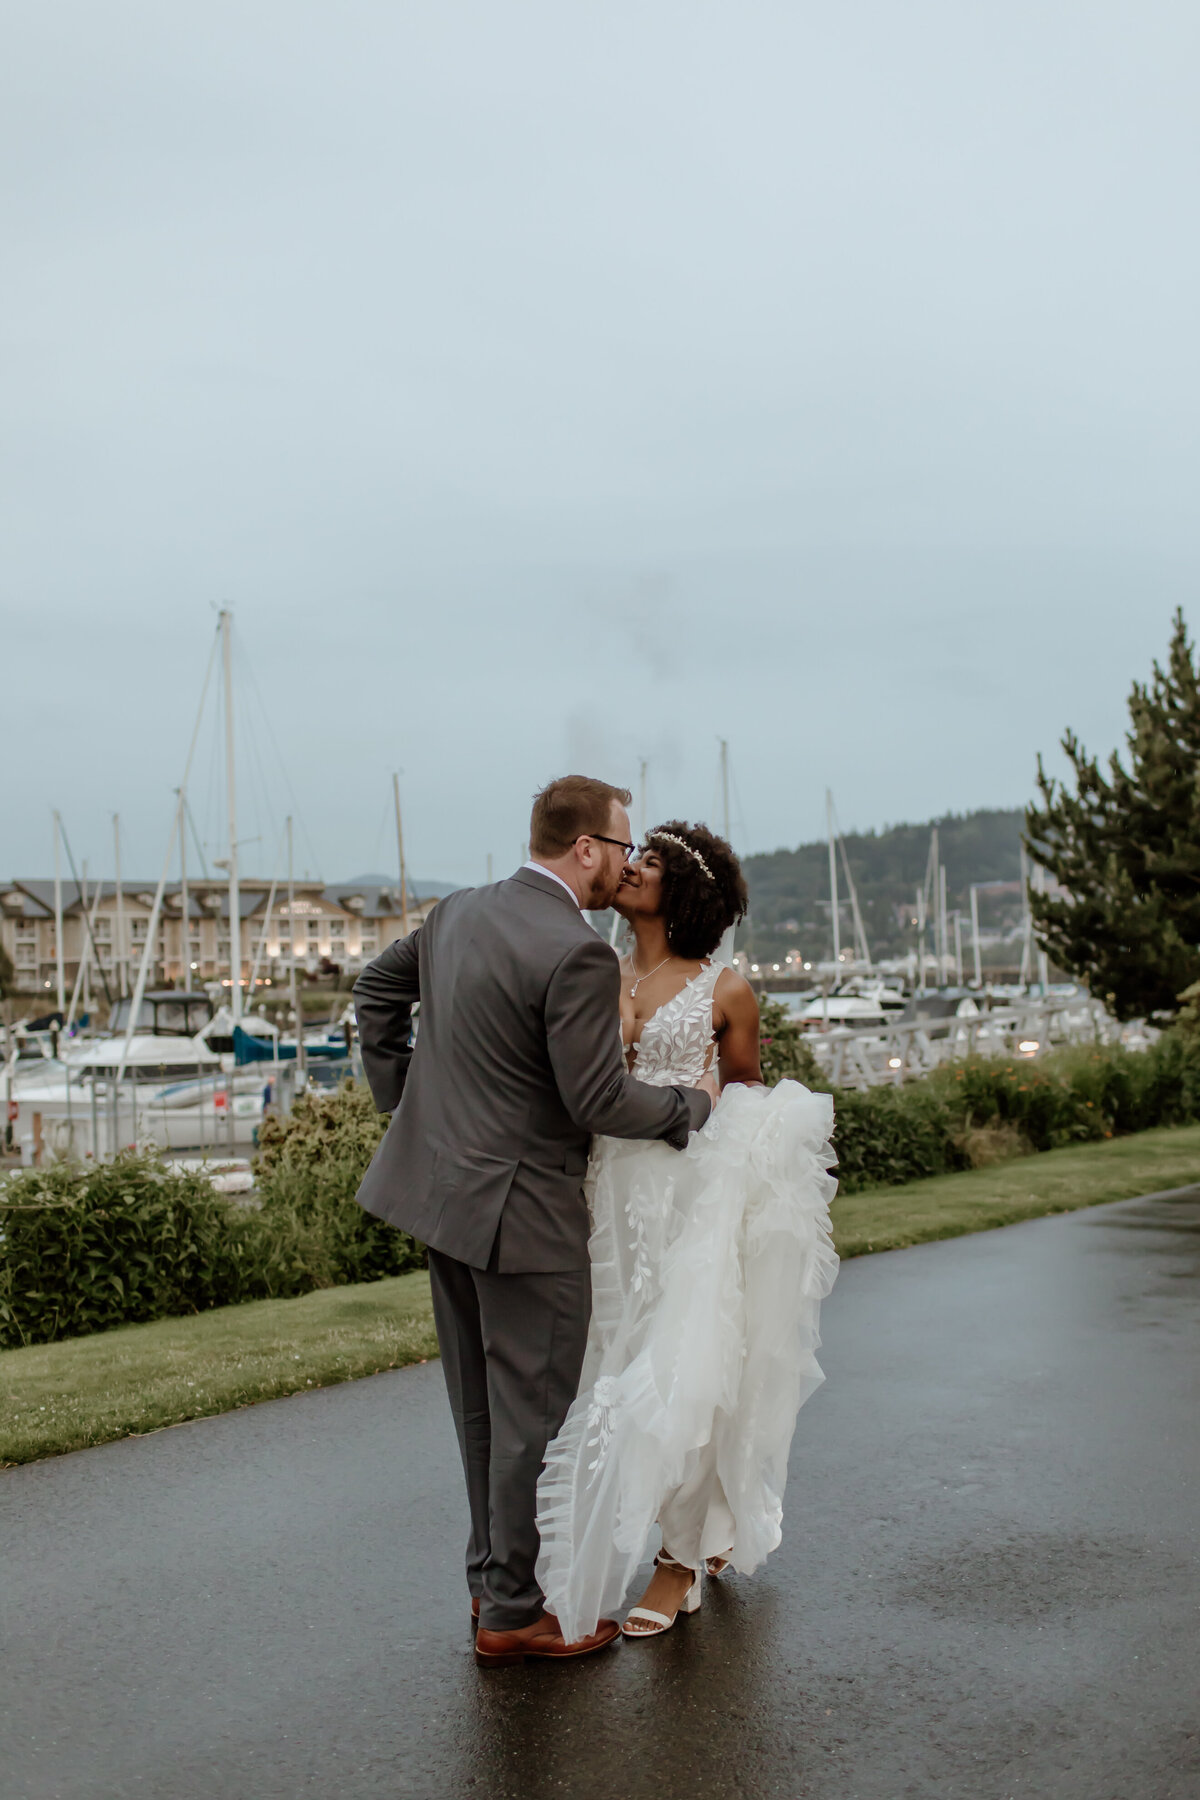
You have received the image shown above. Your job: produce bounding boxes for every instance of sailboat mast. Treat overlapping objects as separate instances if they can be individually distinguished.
[838,838,871,966]
[65,872,103,1032]
[80,861,91,1013]
[393,773,410,935]
[52,811,65,1014]
[176,794,189,988]
[220,609,243,1021]
[719,740,731,842]
[288,815,304,1081]
[115,795,182,1085]
[1018,844,1033,986]
[970,883,982,985]
[939,864,948,983]
[826,789,841,969]
[113,814,127,998]
[1034,863,1050,993]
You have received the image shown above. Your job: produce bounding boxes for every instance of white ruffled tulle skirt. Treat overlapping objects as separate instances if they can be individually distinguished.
[535,1079,839,1643]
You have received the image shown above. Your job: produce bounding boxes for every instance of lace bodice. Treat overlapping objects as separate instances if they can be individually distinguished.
[628,960,722,1087]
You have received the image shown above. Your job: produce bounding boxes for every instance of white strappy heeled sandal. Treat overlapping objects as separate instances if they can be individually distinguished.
[621,1554,702,1639]
[704,1551,734,1578]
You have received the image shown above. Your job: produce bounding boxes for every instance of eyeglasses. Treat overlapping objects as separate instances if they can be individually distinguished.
[579,833,636,858]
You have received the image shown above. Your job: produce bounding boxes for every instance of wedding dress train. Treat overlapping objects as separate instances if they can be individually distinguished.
[535,961,839,1643]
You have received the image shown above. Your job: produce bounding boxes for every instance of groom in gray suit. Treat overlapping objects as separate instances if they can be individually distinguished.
[354,775,712,1664]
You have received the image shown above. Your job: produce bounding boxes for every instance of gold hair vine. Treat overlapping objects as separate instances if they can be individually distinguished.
[647,831,716,881]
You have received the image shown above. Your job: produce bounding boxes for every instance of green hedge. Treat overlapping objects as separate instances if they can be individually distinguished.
[0,1157,292,1348]
[831,1031,1200,1193]
[0,1084,420,1349]
[7,1026,1200,1349]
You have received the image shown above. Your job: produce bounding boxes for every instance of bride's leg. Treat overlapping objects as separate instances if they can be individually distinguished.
[621,1553,699,1634]
[658,1442,735,1575]
[623,1447,718,1635]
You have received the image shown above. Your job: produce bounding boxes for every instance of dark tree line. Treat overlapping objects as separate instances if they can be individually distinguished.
[742,809,1024,963]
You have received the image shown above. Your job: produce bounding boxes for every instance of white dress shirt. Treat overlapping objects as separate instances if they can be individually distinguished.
[522,860,582,909]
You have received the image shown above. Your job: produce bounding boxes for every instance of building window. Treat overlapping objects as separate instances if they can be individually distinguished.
[307,919,321,939]
[361,936,377,955]
[16,944,36,967]
[329,920,345,939]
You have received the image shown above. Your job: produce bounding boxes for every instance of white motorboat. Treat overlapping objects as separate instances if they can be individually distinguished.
[7,1034,223,1163]
[794,979,909,1031]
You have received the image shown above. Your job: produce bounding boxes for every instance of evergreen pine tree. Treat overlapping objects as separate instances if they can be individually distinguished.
[1025,608,1200,1020]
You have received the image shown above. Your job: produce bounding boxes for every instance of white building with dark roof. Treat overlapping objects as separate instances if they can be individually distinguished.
[0,877,442,999]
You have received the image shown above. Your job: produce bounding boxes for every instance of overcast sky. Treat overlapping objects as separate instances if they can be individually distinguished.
[4,1,1198,887]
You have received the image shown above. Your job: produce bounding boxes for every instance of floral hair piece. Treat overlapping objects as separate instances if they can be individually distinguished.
[646,830,716,882]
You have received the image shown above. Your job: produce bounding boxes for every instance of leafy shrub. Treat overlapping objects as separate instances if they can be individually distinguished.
[0,1084,419,1349]
[926,1056,1098,1154]
[254,1081,422,1283]
[758,999,828,1089]
[1131,1026,1200,1127]
[832,1082,970,1193]
[0,1154,303,1349]
[830,1027,1200,1193]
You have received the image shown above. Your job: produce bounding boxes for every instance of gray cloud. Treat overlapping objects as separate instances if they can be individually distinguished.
[3,1,1198,887]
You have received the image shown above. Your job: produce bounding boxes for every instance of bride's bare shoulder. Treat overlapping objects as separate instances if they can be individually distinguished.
[714,966,759,1017]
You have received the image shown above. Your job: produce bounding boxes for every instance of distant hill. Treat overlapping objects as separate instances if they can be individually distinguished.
[341,874,460,900]
[741,808,1025,963]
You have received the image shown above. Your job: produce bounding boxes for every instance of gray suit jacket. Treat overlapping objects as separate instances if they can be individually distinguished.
[353,866,711,1273]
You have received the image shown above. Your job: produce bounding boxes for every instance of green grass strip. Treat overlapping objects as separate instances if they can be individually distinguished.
[0,1271,438,1467]
[833,1121,1200,1257]
[4,1123,1200,1469]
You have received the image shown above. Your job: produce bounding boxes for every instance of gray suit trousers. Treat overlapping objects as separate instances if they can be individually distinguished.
[427,1249,591,1631]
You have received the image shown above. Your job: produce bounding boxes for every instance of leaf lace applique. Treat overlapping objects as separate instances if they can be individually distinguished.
[631,962,722,1089]
[625,1189,655,1296]
[585,1375,619,1474]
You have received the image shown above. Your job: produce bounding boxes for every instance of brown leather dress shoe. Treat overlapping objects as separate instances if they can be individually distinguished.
[474,1612,620,1667]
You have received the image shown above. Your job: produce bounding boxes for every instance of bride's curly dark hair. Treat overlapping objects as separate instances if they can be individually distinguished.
[644,820,748,960]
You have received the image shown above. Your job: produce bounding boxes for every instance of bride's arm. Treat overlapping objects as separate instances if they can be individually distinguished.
[714,969,763,1088]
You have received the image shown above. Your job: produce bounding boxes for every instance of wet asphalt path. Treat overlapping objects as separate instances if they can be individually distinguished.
[4,1188,1199,1800]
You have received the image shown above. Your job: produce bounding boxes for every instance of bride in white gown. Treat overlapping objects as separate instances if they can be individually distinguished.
[535,821,839,1644]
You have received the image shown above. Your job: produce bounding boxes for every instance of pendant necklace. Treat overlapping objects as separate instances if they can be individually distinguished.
[630,953,672,998]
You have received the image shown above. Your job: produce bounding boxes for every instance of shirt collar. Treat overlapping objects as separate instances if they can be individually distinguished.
[521,861,582,909]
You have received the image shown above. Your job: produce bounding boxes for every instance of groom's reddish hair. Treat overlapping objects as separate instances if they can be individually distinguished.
[530,775,632,858]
